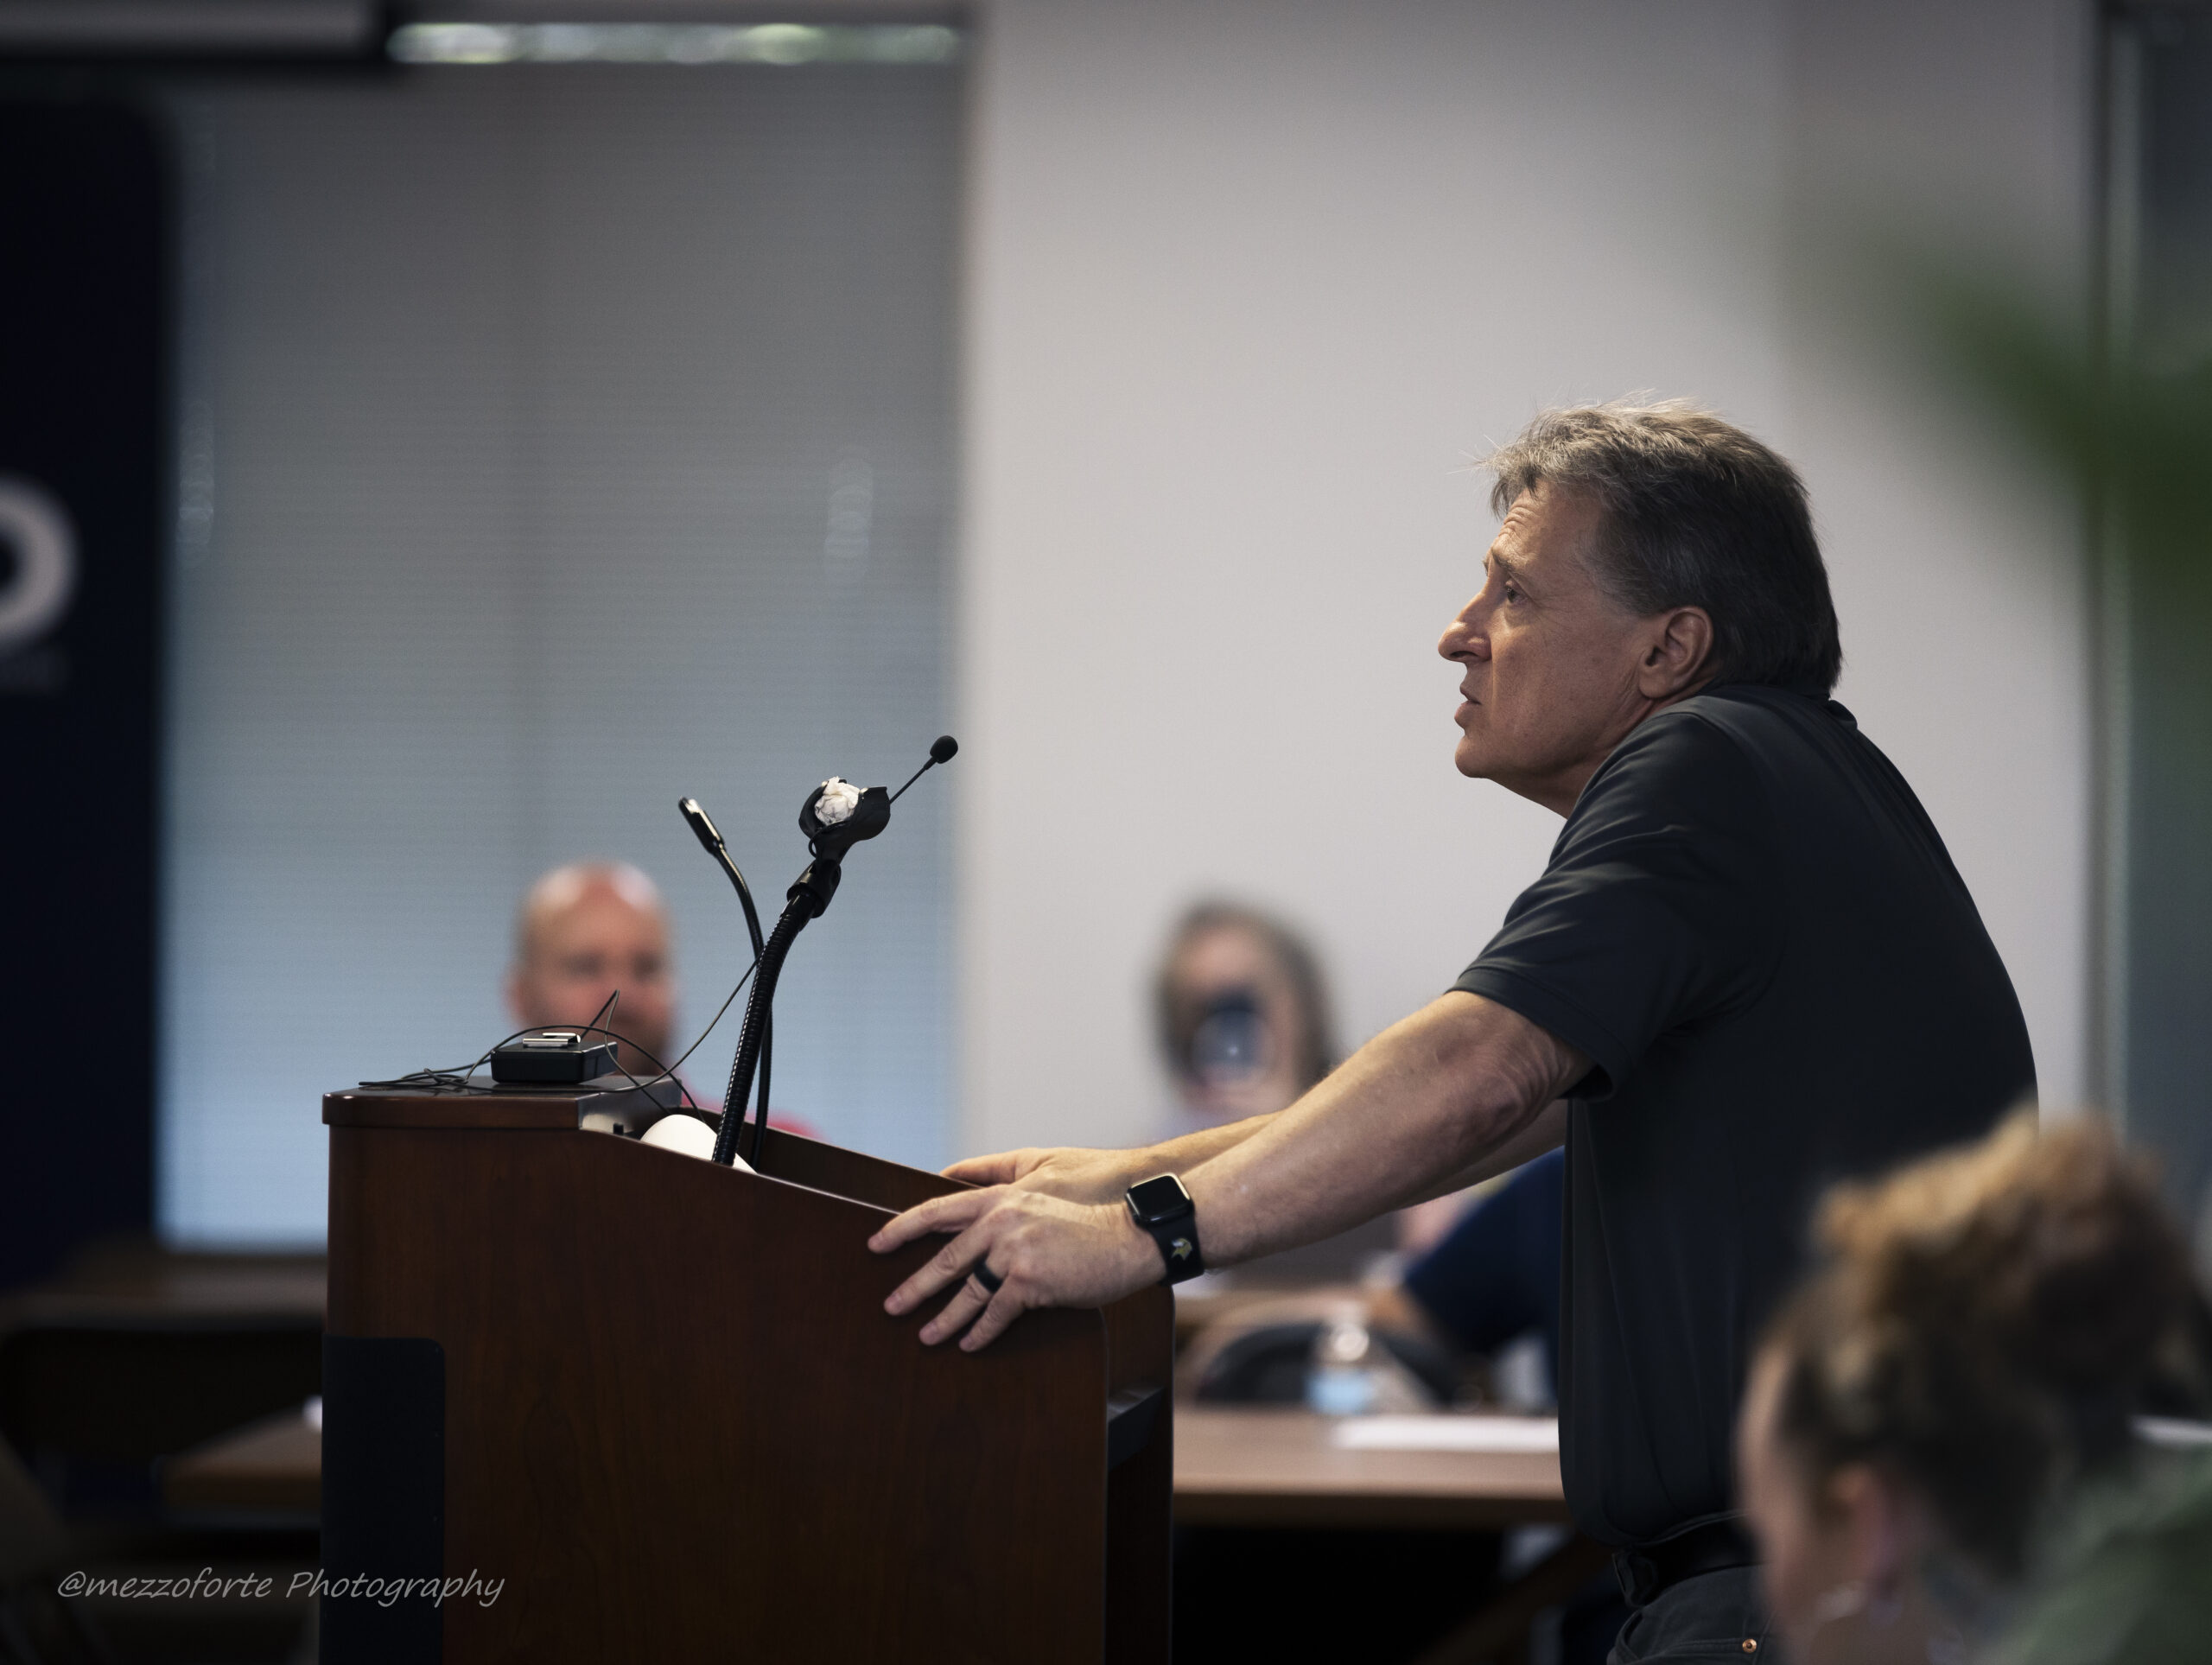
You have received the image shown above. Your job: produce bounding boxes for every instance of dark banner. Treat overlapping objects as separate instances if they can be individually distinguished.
[0,102,166,1289]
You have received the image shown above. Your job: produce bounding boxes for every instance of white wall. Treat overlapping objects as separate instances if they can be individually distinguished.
[957,0,2096,1159]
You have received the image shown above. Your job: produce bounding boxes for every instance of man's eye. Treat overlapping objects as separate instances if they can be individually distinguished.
[1503,583,1522,603]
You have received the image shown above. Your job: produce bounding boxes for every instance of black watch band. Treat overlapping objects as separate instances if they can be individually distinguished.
[1124,1173,1206,1284]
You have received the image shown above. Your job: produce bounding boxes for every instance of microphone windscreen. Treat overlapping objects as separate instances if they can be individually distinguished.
[929,734,959,764]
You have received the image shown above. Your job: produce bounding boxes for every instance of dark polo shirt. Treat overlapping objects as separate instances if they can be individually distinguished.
[1454,683,2033,1547]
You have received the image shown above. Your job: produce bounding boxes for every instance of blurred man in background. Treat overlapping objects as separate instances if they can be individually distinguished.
[505,861,675,1079]
[505,861,818,1134]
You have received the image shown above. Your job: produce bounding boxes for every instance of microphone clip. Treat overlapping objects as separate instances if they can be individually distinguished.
[786,857,843,918]
[798,778,891,863]
[785,778,888,919]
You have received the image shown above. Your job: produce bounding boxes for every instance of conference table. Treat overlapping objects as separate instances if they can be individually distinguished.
[168,1401,1570,1524]
[166,1401,1600,1663]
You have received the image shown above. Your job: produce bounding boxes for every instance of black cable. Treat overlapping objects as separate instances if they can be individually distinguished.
[358,1041,505,1093]
[355,1064,482,1091]
[585,989,674,1110]
[359,943,763,1115]
[642,957,757,1096]
[586,988,620,1039]
[360,1017,699,1112]
[549,1023,679,1106]
[359,1022,667,1091]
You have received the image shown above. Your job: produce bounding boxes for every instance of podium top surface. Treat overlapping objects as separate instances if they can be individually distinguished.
[325,1073,684,1129]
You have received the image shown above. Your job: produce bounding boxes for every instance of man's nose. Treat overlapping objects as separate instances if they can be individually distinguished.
[1438,603,1486,662]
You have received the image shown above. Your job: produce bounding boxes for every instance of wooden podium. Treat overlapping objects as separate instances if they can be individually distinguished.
[322,1081,1173,1664]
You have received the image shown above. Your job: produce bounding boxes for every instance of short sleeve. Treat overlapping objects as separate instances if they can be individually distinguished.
[1453,711,1782,1099]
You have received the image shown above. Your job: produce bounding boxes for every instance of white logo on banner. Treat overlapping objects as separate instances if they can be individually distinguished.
[0,477,77,656]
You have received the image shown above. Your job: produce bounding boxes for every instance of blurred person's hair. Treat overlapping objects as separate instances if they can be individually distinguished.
[1154,900,1334,1091]
[513,860,664,961]
[1762,1113,2212,1580]
[1484,398,1843,696]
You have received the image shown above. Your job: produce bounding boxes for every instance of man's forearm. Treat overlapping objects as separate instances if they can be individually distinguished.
[947,1109,1281,1200]
[1130,1112,1277,1176]
[1400,1098,1568,1204]
[1181,993,1583,1266]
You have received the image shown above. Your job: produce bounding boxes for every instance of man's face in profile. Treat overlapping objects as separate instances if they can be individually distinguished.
[509,885,674,1076]
[1438,482,1656,813]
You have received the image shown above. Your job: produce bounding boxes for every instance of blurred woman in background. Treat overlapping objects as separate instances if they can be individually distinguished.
[1154,899,1335,1136]
[1736,1114,2212,1665]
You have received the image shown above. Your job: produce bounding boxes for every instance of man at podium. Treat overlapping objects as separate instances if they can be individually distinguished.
[874,402,2036,1661]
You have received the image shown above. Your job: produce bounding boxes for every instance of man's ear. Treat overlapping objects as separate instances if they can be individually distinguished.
[1637,606,1716,700]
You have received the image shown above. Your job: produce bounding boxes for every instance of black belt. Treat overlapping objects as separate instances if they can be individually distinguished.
[1612,1516,1758,1609]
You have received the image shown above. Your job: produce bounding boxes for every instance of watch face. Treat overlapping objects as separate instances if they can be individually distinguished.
[1127,1172,1192,1223]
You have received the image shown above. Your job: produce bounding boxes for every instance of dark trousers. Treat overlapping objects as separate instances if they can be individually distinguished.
[1606,1566,1786,1665]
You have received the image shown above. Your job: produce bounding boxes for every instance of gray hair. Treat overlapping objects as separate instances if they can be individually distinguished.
[1484,398,1842,695]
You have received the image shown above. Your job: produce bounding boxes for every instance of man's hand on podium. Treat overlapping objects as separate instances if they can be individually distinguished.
[871,1185,1161,1351]
[938,1145,1148,1205]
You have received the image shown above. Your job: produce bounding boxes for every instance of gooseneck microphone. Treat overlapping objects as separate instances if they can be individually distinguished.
[677,797,773,1146]
[683,735,958,1170]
